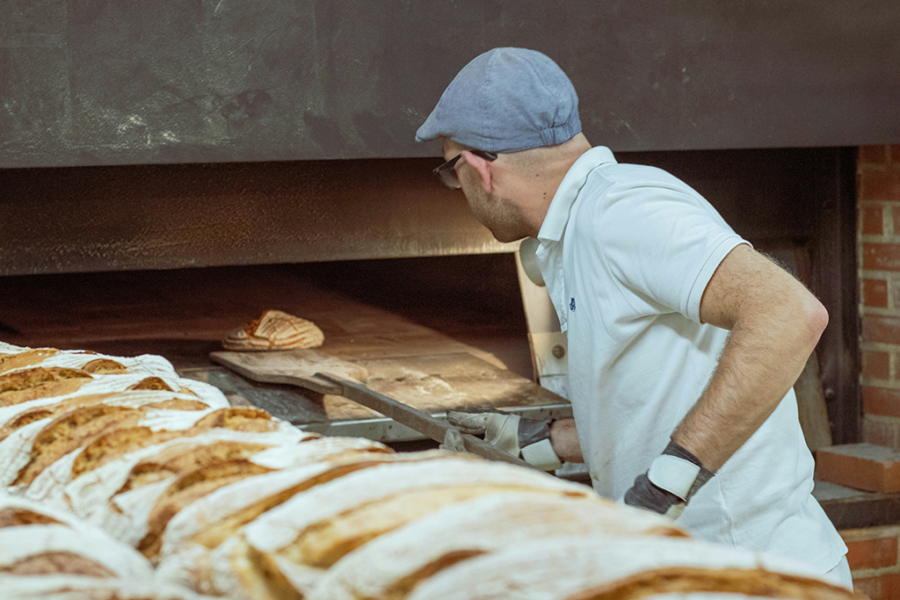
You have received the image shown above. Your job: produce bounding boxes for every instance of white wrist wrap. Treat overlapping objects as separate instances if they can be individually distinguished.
[520,438,563,472]
[647,454,701,501]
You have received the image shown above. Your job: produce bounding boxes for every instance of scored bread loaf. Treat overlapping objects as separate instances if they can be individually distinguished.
[214,456,593,600]
[30,428,311,515]
[309,492,690,600]
[157,449,459,592]
[0,367,95,407]
[125,437,395,562]
[0,385,225,446]
[0,495,154,580]
[0,393,210,445]
[13,405,162,487]
[158,437,397,552]
[0,576,216,600]
[0,523,153,580]
[0,345,212,409]
[0,494,94,530]
[11,405,259,494]
[25,407,306,508]
[223,310,325,351]
[403,536,861,600]
[0,348,60,374]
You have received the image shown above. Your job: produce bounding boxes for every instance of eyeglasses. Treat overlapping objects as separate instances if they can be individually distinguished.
[432,150,498,189]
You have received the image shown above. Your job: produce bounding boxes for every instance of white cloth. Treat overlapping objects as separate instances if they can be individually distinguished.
[825,556,853,590]
[535,146,846,573]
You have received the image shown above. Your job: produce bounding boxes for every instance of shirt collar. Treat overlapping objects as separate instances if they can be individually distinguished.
[537,146,617,242]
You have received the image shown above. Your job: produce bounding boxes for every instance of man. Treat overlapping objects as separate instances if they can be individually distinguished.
[416,47,850,586]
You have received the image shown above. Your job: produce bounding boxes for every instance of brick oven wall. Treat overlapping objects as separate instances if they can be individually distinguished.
[841,145,900,598]
[859,145,900,448]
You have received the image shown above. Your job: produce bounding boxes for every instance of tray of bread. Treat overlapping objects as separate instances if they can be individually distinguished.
[0,340,861,600]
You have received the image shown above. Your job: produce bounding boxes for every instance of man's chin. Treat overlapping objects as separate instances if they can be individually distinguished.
[490,230,528,244]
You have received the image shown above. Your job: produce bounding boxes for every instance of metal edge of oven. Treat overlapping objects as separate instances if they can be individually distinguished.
[296,402,574,442]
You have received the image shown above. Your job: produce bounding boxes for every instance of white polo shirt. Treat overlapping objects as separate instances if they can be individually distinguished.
[535,146,846,573]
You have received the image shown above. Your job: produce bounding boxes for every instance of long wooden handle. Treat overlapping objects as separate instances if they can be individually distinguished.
[316,373,539,470]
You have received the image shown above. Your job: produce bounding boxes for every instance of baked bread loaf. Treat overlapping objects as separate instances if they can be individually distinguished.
[157,449,458,591]
[309,492,689,600]
[24,406,299,509]
[0,524,153,579]
[223,310,325,351]
[215,457,593,599]
[0,348,60,374]
[403,536,860,600]
[0,367,94,407]
[0,496,153,580]
[0,576,216,600]
[42,429,314,527]
[159,437,396,553]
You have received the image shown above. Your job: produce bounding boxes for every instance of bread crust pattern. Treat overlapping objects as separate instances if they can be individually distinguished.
[223,310,325,351]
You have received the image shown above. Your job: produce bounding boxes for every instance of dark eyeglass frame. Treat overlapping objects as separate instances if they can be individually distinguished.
[432,150,498,189]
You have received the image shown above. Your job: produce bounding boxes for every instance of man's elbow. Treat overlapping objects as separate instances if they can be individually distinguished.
[798,294,829,350]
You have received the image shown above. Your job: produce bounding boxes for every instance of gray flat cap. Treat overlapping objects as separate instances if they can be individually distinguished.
[416,47,581,153]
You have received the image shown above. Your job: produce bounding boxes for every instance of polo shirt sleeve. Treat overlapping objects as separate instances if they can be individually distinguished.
[592,180,749,324]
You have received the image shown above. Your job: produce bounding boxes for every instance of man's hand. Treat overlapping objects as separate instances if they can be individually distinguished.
[445,410,563,471]
[623,440,714,519]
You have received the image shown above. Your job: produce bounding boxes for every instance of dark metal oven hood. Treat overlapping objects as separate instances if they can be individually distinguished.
[1,1,899,169]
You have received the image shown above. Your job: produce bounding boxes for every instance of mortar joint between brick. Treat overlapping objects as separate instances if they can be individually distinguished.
[860,343,900,354]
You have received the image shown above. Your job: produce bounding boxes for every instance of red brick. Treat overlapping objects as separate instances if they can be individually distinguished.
[864,351,892,380]
[860,172,900,201]
[846,536,899,570]
[863,314,900,344]
[864,415,900,449]
[854,572,900,600]
[863,244,900,271]
[862,206,885,235]
[893,146,900,165]
[816,443,900,492]
[864,387,900,418]
[864,279,889,308]
[861,145,890,166]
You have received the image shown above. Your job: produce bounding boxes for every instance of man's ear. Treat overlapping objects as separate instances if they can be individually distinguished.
[461,150,493,192]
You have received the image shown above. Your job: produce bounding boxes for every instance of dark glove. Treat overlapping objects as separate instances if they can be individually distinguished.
[445,409,562,471]
[623,440,714,519]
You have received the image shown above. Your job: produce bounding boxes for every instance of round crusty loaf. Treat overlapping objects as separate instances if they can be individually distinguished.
[225,456,593,599]
[404,536,860,600]
[0,576,214,600]
[223,310,325,351]
[159,437,395,557]
[309,492,689,600]
[0,523,153,580]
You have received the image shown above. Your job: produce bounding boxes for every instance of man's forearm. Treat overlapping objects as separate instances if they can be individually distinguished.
[550,418,583,463]
[672,284,828,473]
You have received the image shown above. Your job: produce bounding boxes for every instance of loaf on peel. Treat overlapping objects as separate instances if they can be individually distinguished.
[223,310,325,351]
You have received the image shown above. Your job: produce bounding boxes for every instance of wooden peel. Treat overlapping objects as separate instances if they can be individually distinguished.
[210,349,538,470]
[210,349,368,396]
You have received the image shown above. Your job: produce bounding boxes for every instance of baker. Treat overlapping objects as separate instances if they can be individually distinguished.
[416,47,850,587]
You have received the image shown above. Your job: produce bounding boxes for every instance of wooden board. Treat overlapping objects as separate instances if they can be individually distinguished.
[187,352,571,426]
[210,349,369,395]
[795,350,833,453]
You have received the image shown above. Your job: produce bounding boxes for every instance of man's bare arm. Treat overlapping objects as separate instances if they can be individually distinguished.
[672,243,828,472]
